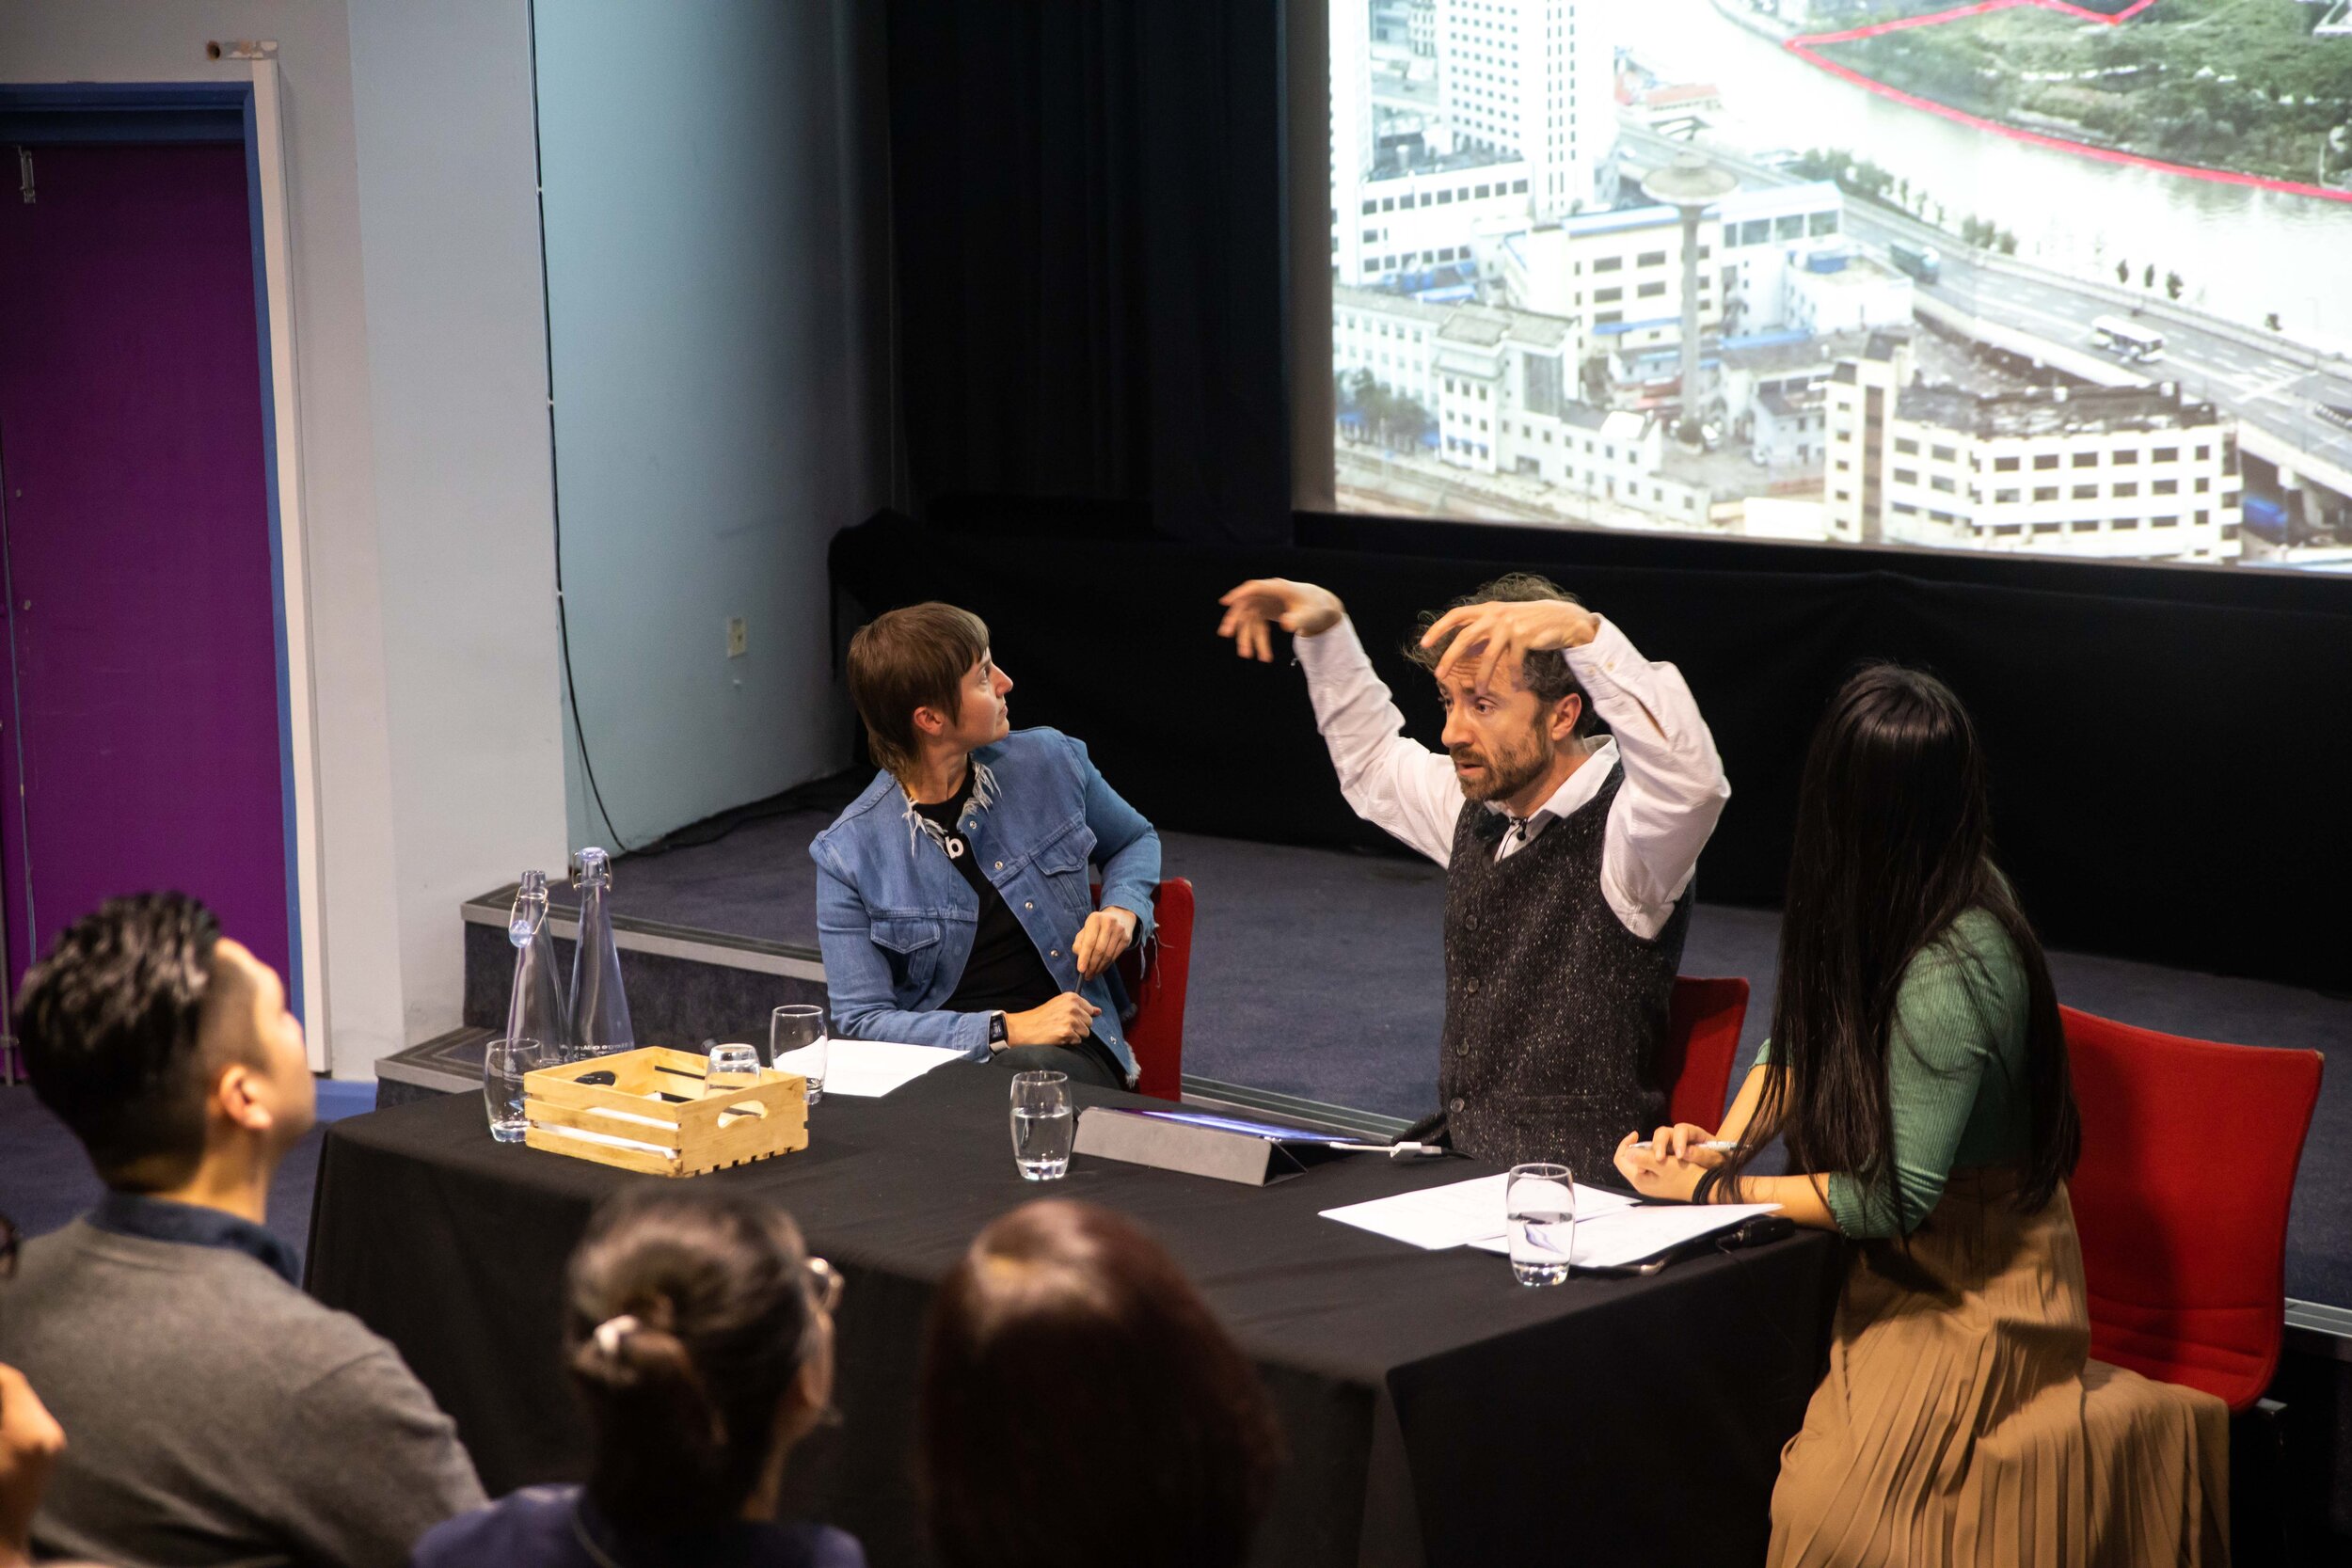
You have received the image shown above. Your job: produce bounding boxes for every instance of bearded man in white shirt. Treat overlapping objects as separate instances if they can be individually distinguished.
[1216,573,1730,1174]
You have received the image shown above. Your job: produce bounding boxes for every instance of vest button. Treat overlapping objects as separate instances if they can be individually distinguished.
[1466,913,1479,930]
[1465,978,1480,994]
[1449,1098,1465,1113]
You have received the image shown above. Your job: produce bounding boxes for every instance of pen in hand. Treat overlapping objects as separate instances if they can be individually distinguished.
[1629,1139,1738,1154]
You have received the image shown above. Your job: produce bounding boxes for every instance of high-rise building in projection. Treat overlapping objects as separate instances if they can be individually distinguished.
[1331,0,1616,287]
[1433,0,1614,219]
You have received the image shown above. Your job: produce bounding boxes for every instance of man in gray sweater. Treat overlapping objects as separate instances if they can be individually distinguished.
[0,894,485,1568]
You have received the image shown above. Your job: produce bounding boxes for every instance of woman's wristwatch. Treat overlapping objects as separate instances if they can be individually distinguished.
[987,1011,1009,1050]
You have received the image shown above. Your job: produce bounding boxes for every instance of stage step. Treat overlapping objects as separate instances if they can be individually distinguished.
[458,883,826,1053]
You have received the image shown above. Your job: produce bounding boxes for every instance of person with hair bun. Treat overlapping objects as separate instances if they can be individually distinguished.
[917,1201,1282,1568]
[414,1189,860,1568]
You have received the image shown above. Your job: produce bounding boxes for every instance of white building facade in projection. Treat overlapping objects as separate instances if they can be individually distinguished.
[1490,182,1851,367]
[1334,285,1710,522]
[1434,0,1618,218]
[1330,0,1622,288]
[1826,336,2243,562]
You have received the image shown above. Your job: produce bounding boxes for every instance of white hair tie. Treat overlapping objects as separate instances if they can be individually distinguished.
[593,1314,640,1356]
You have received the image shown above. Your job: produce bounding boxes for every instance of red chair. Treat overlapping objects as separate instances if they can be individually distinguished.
[1096,878,1193,1101]
[1661,975,1751,1131]
[2062,1005,2323,1412]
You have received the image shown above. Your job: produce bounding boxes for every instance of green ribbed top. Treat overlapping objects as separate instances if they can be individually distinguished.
[1755,909,2032,1239]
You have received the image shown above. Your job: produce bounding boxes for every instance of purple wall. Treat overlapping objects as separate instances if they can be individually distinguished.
[0,143,292,1000]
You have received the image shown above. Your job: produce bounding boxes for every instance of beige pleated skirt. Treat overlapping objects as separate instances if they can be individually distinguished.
[1768,1170,2230,1568]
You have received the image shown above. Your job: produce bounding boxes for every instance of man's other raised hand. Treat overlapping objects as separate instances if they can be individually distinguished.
[1216,578,1345,662]
[1421,598,1600,696]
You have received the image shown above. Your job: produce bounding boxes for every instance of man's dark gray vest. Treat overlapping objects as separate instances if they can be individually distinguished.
[1437,761,1691,1174]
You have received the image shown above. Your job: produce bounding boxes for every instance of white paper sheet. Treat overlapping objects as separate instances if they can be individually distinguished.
[1319,1174,1639,1251]
[1467,1202,1782,1269]
[771,1039,964,1099]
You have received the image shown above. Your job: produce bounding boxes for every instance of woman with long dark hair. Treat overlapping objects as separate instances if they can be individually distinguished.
[1615,665,2226,1566]
[916,1201,1283,1568]
[413,1189,860,1568]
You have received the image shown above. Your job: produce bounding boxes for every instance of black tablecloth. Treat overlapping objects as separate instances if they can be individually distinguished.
[308,1068,1840,1567]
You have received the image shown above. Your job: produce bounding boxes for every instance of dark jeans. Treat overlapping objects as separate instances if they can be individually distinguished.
[992,1037,1125,1090]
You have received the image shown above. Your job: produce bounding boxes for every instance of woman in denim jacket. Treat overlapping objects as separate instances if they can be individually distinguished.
[810,604,1160,1089]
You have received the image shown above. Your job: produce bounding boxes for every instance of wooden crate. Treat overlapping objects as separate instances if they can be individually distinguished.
[522,1047,808,1177]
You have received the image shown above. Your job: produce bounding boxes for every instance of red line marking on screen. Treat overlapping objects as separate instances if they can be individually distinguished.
[1801,0,2156,44]
[1797,0,2033,50]
[1783,0,2352,205]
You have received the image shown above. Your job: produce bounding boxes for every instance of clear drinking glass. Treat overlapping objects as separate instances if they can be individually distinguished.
[1009,1069,1074,1180]
[484,1037,545,1144]
[771,1004,828,1105]
[705,1042,761,1095]
[1506,1163,1576,1286]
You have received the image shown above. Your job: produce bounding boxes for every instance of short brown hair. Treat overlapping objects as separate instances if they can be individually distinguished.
[918,1201,1283,1568]
[1404,571,1596,736]
[847,603,991,776]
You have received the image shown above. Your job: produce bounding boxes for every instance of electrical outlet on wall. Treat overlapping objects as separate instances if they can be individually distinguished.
[726,616,748,659]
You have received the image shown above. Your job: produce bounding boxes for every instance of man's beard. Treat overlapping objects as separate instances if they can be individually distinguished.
[1451,729,1552,804]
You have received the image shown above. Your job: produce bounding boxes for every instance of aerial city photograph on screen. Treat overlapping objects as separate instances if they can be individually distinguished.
[1328,0,2352,568]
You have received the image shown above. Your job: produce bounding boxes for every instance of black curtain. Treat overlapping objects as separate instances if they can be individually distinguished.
[834,508,2352,997]
[883,0,1293,546]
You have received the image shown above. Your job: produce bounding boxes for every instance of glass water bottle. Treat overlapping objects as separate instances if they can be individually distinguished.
[505,869,570,1062]
[568,847,636,1059]
[486,870,568,1141]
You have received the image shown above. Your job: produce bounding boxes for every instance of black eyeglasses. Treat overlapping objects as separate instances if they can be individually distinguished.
[1,1212,19,1280]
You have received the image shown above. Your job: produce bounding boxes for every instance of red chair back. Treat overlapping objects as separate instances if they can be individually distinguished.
[1108,879,1192,1101]
[2062,1005,2322,1411]
[1661,976,1750,1130]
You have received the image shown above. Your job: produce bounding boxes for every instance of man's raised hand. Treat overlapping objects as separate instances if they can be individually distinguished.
[1421,598,1600,695]
[1216,578,1345,663]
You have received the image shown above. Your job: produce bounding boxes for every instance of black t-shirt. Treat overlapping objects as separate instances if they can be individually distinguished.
[912,771,1063,1017]
[911,769,1124,1083]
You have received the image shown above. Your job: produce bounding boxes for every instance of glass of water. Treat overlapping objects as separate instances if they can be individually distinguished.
[1009,1069,1074,1180]
[1506,1163,1576,1287]
[483,1036,546,1144]
[705,1042,761,1095]
[771,1004,828,1105]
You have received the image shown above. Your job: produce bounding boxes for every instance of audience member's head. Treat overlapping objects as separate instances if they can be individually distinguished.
[846,602,998,777]
[14,894,313,1194]
[565,1189,838,1532]
[918,1201,1282,1568]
